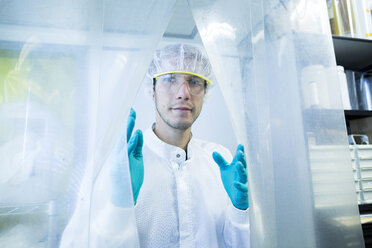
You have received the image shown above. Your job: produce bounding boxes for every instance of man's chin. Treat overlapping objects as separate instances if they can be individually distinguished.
[170,121,193,130]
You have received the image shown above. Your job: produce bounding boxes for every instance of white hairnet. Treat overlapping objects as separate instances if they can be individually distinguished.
[144,43,214,97]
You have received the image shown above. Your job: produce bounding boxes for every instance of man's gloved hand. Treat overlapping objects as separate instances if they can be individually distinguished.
[213,144,248,210]
[111,108,144,207]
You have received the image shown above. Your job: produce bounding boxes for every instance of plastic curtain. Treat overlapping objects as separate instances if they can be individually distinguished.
[189,0,365,247]
[0,0,365,247]
[88,1,176,247]
[0,0,176,247]
[0,1,103,247]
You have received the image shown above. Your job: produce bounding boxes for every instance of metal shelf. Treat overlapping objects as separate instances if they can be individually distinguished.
[360,203,372,215]
[332,36,372,72]
[345,110,372,120]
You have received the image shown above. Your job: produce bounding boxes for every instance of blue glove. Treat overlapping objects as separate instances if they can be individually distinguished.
[213,144,248,210]
[111,108,144,207]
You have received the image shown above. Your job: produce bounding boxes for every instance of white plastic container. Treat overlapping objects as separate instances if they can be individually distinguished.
[360,167,372,178]
[361,178,372,189]
[363,189,372,202]
[355,144,372,158]
[301,65,331,109]
[337,66,352,109]
[351,157,372,168]
[352,167,372,180]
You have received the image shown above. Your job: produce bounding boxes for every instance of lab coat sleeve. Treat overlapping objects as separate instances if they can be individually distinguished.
[222,204,250,247]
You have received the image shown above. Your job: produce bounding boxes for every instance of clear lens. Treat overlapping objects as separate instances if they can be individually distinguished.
[156,73,205,95]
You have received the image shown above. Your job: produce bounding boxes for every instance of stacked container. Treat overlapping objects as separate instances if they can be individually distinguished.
[350,143,372,203]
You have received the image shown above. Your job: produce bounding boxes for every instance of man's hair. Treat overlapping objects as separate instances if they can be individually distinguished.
[146,43,212,95]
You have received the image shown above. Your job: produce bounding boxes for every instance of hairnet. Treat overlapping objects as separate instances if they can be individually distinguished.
[144,43,213,97]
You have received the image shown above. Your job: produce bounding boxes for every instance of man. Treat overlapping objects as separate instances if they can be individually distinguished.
[61,43,250,248]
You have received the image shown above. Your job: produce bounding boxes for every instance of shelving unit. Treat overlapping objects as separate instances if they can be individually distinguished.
[334,35,372,247]
[332,36,372,72]
[345,110,372,133]
[345,110,372,120]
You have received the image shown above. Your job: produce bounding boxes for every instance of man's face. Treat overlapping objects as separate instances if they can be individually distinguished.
[154,73,206,131]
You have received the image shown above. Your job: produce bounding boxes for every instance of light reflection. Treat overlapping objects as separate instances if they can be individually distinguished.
[251,30,264,44]
[200,22,236,42]
[290,0,329,34]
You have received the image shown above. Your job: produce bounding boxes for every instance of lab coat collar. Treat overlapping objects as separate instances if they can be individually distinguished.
[144,123,195,164]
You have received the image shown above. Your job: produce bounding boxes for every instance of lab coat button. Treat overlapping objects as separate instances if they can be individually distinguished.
[176,154,180,158]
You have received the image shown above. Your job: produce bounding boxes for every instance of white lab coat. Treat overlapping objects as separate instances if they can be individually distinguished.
[60,125,250,248]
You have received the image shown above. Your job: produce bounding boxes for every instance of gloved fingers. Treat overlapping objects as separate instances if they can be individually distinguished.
[239,146,247,168]
[232,144,243,163]
[236,162,248,183]
[127,108,136,143]
[133,129,143,157]
[234,144,247,167]
[237,144,244,153]
[212,151,229,169]
[234,181,248,193]
[127,130,139,155]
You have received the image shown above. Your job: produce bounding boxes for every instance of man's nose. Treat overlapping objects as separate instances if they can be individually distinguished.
[175,81,191,99]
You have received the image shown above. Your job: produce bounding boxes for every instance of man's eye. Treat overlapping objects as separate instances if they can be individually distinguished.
[170,76,177,83]
[161,76,174,82]
[190,79,203,86]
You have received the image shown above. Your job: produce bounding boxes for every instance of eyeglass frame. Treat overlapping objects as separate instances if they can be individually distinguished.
[152,71,211,96]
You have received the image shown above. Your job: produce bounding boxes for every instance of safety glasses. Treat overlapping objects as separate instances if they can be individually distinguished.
[153,71,210,96]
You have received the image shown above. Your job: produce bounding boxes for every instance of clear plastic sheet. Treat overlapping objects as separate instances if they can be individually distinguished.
[0,0,176,247]
[0,1,91,245]
[189,0,365,247]
[0,0,365,247]
[88,1,177,247]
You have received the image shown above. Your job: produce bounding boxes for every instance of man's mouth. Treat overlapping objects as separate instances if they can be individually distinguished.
[172,106,193,112]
